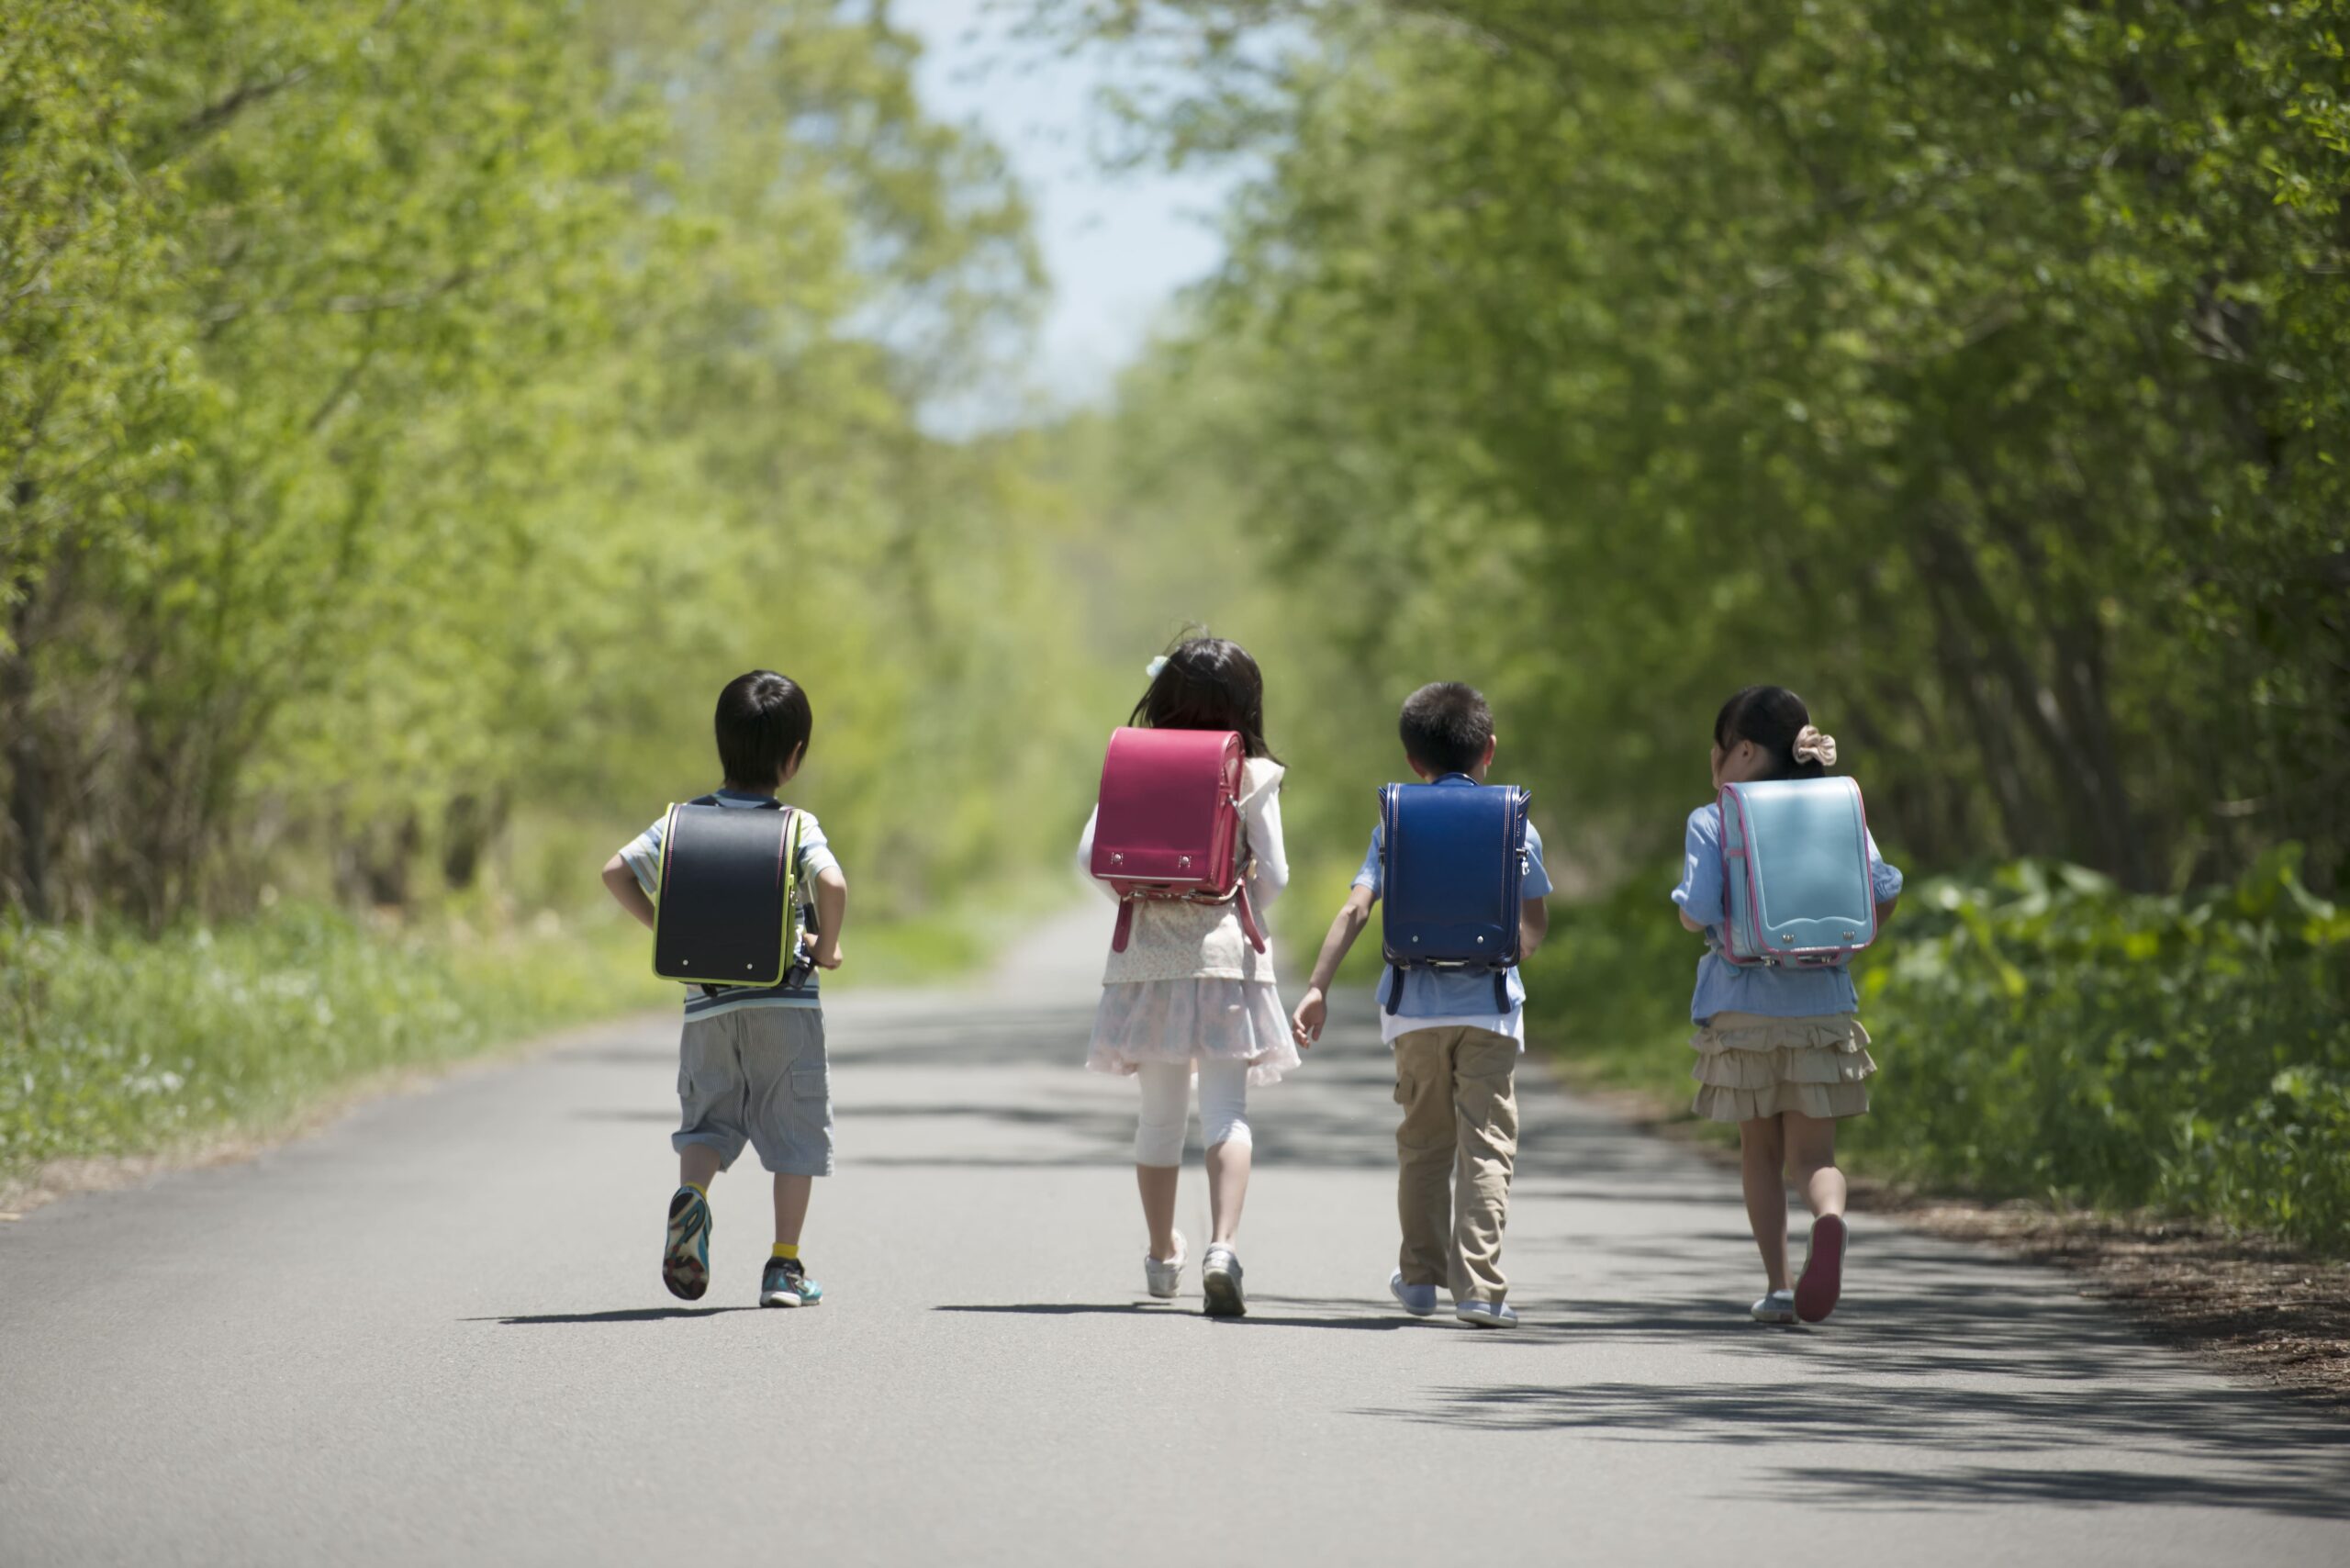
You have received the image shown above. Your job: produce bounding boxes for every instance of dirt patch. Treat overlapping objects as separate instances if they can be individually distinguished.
[1557,1071,2350,1412]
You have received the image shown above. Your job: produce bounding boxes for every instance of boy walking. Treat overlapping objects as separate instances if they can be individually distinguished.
[1290,683,1551,1327]
[601,670,850,1307]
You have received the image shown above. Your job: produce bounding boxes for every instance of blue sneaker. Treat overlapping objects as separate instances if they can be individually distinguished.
[663,1187,711,1301]
[1390,1271,1438,1317]
[761,1255,822,1308]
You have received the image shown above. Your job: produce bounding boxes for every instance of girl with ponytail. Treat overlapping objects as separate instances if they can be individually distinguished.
[1670,686,1904,1325]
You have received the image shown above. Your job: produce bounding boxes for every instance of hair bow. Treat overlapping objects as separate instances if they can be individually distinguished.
[1145,655,1169,679]
[1793,725,1838,767]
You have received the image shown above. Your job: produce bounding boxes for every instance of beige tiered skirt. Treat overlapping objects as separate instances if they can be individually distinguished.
[1689,1010,1874,1123]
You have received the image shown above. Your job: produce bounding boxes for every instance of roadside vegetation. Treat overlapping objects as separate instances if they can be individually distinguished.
[1516,855,2350,1252]
[6,3,2344,1247]
[1044,2,2350,1251]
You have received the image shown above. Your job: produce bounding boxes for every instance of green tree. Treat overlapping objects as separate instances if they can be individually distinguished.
[1,0,1103,929]
[1039,0,2350,891]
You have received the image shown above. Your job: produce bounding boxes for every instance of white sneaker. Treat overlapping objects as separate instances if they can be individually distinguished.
[1202,1243,1246,1317]
[1144,1230,1187,1299]
[1456,1298,1519,1328]
[1751,1288,1798,1324]
[1389,1271,1438,1317]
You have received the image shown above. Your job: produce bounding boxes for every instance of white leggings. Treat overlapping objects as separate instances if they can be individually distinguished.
[1134,1059,1252,1167]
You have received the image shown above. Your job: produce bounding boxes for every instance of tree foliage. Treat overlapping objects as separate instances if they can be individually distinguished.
[1050,0,2350,892]
[2,1,1099,927]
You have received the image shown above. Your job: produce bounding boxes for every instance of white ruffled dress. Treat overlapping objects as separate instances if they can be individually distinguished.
[1077,756,1299,1087]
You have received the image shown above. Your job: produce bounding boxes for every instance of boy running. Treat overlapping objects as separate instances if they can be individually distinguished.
[602,670,849,1307]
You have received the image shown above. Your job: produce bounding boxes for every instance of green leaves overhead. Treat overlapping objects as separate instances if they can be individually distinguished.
[2,1,1086,927]
[1058,0,2350,893]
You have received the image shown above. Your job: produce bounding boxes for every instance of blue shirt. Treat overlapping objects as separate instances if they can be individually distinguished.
[1351,776,1554,1036]
[619,788,843,1020]
[1669,801,1903,1024]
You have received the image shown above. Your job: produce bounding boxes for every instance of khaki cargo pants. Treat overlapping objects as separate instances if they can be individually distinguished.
[1392,1025,1519,1304]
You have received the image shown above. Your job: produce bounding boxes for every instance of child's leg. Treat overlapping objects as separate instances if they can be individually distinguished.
[774,1174,811,1248]
[1448,1034,1519,1303]
[679,1145,724,1193]
[1781,1111,1846,1219]
[673,1014,747,1190]
[1739,1116,1790,1290]
[1198,1059,1252,1246]
[1134,1061,1190,1260]
[1391,1030,1457,1288]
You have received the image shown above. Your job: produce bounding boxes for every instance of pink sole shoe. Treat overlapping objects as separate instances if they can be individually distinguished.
[1795,1214,1846,1323]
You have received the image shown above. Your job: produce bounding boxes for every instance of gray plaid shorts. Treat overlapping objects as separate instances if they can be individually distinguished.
[672,1006,833,1176]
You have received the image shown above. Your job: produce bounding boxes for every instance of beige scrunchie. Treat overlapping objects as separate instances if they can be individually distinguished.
[1793,724,1838,767]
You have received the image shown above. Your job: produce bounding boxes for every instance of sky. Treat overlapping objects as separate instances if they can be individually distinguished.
[891,0,1243,417]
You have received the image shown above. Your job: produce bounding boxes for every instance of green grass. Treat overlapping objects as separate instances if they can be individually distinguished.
[1528,849,2350,1253]
[0,905,663,1185]
[0,880,1028,1190]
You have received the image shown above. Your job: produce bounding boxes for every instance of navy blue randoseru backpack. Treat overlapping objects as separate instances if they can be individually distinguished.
[1378,778,1533,1014]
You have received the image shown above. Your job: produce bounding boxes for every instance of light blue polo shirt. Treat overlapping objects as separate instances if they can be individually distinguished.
[1669,801,1903,1024]
[1351,775,1553,1047]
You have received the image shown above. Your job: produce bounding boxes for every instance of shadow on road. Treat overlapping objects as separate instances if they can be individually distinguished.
[935,1296,1421,1331]
[1787,1462,2350,1517]
[471,1306,761,1325]
[1357,1375,2350,1518]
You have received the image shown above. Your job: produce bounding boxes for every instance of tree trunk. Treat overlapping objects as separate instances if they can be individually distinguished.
[441,790,506,892]
[1904,511,2132,878]
[3,511,50,919]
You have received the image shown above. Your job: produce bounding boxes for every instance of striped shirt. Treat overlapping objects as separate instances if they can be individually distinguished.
[619,789,842,1021]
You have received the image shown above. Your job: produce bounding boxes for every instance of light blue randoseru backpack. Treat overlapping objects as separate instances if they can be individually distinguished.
[1717,777,1878,967]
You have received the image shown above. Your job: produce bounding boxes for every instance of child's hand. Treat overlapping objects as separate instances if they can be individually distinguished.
[1291,988,1327,1050]
[809,940,843,970]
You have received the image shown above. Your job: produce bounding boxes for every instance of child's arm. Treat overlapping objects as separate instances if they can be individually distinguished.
[1290,886,1376,1049]
[1671,806,1721,936]
[807,867,848,969]
[1869,834,1902,930]
[602,853,656,931]
[1520,894,1550,958]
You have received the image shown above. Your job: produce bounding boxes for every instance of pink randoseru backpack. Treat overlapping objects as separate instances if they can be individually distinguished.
[1091,726,1266,955]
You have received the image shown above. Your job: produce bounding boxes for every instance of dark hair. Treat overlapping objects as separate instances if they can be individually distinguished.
[1130,636,1277,760]
[715,670,812,789]
[1398,682,1494,775]
[1713,685,1828,780]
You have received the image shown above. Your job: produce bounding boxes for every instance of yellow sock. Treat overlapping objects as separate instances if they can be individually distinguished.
[772,1243,799,1261]
[684,1182,707,1199]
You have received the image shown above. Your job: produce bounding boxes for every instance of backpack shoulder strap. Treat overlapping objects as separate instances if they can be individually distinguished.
[780,806,805,907]
[779,807,811,980]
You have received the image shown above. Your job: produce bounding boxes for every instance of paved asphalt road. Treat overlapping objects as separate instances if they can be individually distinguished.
[5,902,2346,1566]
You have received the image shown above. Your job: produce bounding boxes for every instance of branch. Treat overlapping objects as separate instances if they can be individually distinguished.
[170,0,411,150]
[304,353,373,435]
[203,265,478,329]
[178,65,316,140]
